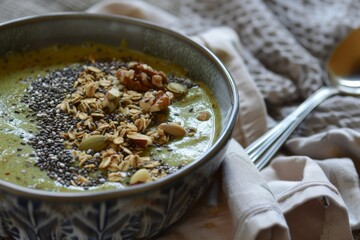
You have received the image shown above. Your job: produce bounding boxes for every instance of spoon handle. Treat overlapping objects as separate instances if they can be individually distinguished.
[245,86,339,170]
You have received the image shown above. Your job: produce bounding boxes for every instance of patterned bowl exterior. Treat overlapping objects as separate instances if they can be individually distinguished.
[0,148,225,240]
[0,13,238,240]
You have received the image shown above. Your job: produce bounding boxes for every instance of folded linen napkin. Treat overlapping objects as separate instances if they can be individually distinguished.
[2,0,360,239]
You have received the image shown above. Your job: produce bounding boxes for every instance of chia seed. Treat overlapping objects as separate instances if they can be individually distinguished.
[22,63,127,188]
[22,60,180,189]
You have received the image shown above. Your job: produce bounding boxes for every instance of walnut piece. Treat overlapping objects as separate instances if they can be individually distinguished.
[139,90,174,112]
[116,62,168,92]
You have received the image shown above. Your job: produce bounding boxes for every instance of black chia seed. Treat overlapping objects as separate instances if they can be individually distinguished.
[22,62,123,188]
[22,60,178,189]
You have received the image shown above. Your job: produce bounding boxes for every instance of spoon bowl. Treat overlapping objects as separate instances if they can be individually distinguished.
[327,28,360,95]
[246,27,360,169]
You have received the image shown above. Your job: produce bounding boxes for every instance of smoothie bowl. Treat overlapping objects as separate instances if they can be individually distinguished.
[0,13,238,239]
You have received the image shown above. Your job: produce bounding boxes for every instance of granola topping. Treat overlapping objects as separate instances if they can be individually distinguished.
[51,61,193,187]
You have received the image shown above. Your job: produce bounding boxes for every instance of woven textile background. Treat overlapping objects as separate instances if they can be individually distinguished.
[1,0,360,239]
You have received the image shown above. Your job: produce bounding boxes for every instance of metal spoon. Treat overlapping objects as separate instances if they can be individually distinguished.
[245,28,360,170]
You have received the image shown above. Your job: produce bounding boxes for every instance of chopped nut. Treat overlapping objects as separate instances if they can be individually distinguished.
[116,62,168,92]
[127,132,152,148]
[108,87,121,99]
[151,75,164,88]
[139,90,174,112]
[196,111,211,121]
[159,122,186,138]
[130,169,151,185]
[102,87,121,113]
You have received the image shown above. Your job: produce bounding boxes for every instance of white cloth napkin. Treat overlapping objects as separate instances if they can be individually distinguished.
[86,1,360,240]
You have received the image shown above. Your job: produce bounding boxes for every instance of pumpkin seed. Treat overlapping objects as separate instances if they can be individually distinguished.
[79,135,108,152]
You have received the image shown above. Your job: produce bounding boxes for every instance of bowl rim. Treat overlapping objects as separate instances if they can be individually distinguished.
[0,12,239,201]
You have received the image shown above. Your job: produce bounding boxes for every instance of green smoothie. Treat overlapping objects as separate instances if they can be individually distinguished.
[0,43,220,192]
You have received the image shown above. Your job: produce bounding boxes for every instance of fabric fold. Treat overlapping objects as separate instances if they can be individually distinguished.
[286,129,360,229]
[223,139,290,240]
[263,156,353,240]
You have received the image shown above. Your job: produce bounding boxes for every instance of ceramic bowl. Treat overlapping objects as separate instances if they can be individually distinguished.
[0,13,239,239]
